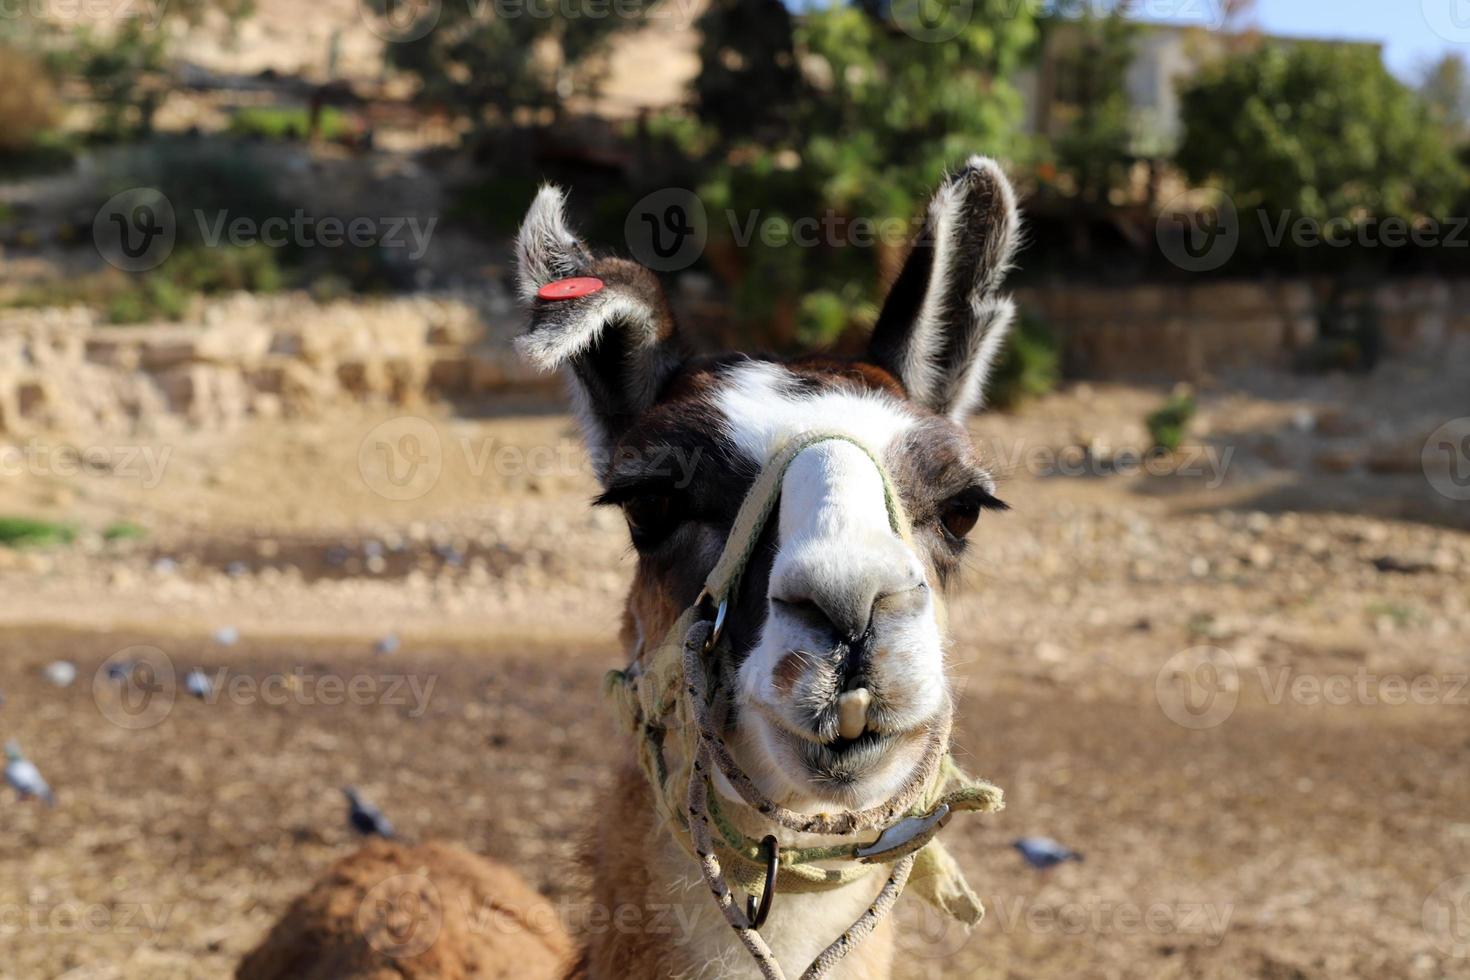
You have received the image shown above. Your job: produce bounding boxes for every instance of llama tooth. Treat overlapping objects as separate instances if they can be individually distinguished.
[837,688,872,741]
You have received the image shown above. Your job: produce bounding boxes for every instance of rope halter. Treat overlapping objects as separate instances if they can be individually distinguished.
[604,432,1004,980]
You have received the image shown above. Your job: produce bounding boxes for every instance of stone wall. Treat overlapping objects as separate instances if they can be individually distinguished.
[1016,278,1470,380]
[4,277,1467,436]
[0,286,545,436]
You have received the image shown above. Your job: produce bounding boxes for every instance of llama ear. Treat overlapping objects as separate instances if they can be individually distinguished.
[514,186,683,462]
[867,156,1021,420]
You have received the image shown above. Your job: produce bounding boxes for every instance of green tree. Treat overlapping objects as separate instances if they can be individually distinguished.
[1419,52,1470,139]
[696,1,1039,347]
[1176,43,1464,225]
[694,0,803,142]
[1044,1,1140,204]
[376,0,646,127]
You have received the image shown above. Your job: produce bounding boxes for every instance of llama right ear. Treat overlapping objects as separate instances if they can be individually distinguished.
[514,186,683,463]
[867,157,1020,420]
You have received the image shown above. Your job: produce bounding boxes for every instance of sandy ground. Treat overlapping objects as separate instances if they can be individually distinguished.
[1,348,1468,979]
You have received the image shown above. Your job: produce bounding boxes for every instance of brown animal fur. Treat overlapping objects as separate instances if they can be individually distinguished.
[236,840,574,980]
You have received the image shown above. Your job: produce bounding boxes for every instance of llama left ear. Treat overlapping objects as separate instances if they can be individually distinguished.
[867,156,1021,420]
[514,186,684,463]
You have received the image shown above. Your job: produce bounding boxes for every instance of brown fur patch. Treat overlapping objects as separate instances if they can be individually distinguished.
[235,840,573,980]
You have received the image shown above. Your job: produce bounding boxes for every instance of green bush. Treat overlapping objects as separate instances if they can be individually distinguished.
[693,1,1039,349]
[1146,390,1197,454]
[0,517,75,548]
[229,106,349,142]
[988,312,1060,410]
[102,521,147,542]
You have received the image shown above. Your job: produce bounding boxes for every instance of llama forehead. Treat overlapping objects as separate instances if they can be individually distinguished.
[712,360,919,465]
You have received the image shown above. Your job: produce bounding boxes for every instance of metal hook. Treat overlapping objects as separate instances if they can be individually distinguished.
[745,835,779,929]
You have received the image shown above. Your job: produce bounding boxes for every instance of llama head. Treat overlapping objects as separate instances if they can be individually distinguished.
[516,158,1019,813]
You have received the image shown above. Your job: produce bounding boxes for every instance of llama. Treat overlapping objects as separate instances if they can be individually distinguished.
[239,156,1019,980]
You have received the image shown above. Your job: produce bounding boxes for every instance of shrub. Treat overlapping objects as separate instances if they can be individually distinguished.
[1146,390,1197,454]
[102,521,147,542]
[0,517,75,548]
[230,106,349,142]
[0,46,60,154]
[988,312,1060,410]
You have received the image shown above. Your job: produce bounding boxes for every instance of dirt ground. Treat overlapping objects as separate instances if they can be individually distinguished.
[1,347,1468,979]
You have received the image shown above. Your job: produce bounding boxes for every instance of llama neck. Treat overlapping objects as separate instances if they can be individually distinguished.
[580,764,895,980]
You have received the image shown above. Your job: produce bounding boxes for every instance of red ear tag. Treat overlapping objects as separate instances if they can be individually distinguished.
[537,277,604,301]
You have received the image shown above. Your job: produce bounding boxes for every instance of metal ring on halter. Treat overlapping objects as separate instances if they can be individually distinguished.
[745,834,779,929]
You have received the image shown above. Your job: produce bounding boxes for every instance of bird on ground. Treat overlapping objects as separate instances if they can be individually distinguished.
[343,787,394,838]
[374,633,400,656]
[43,661,77,687]
[1013,837,1082,870]
[5,742,55,805]
[184,669,213,699]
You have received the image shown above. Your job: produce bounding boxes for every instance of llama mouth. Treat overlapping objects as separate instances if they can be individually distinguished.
[795,729,901,786]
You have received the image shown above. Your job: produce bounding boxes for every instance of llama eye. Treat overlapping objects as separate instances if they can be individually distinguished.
[938,498,981,540]
[623,493,683,549]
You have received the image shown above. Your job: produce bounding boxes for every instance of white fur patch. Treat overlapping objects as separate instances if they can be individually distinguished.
[514,184,585,305]
[713,361,916,464]
[715,361,949,813]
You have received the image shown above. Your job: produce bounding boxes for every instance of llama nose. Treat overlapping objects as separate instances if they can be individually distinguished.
[771,553,924,653]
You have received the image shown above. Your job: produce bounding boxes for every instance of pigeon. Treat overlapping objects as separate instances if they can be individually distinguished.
[343,787,394,838]
[5,742,55,805]
[43,660,77,688]
[373,633,400,656]
[184,669,213,700]
[212,626,240,647]
[1013,837,1082,870]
